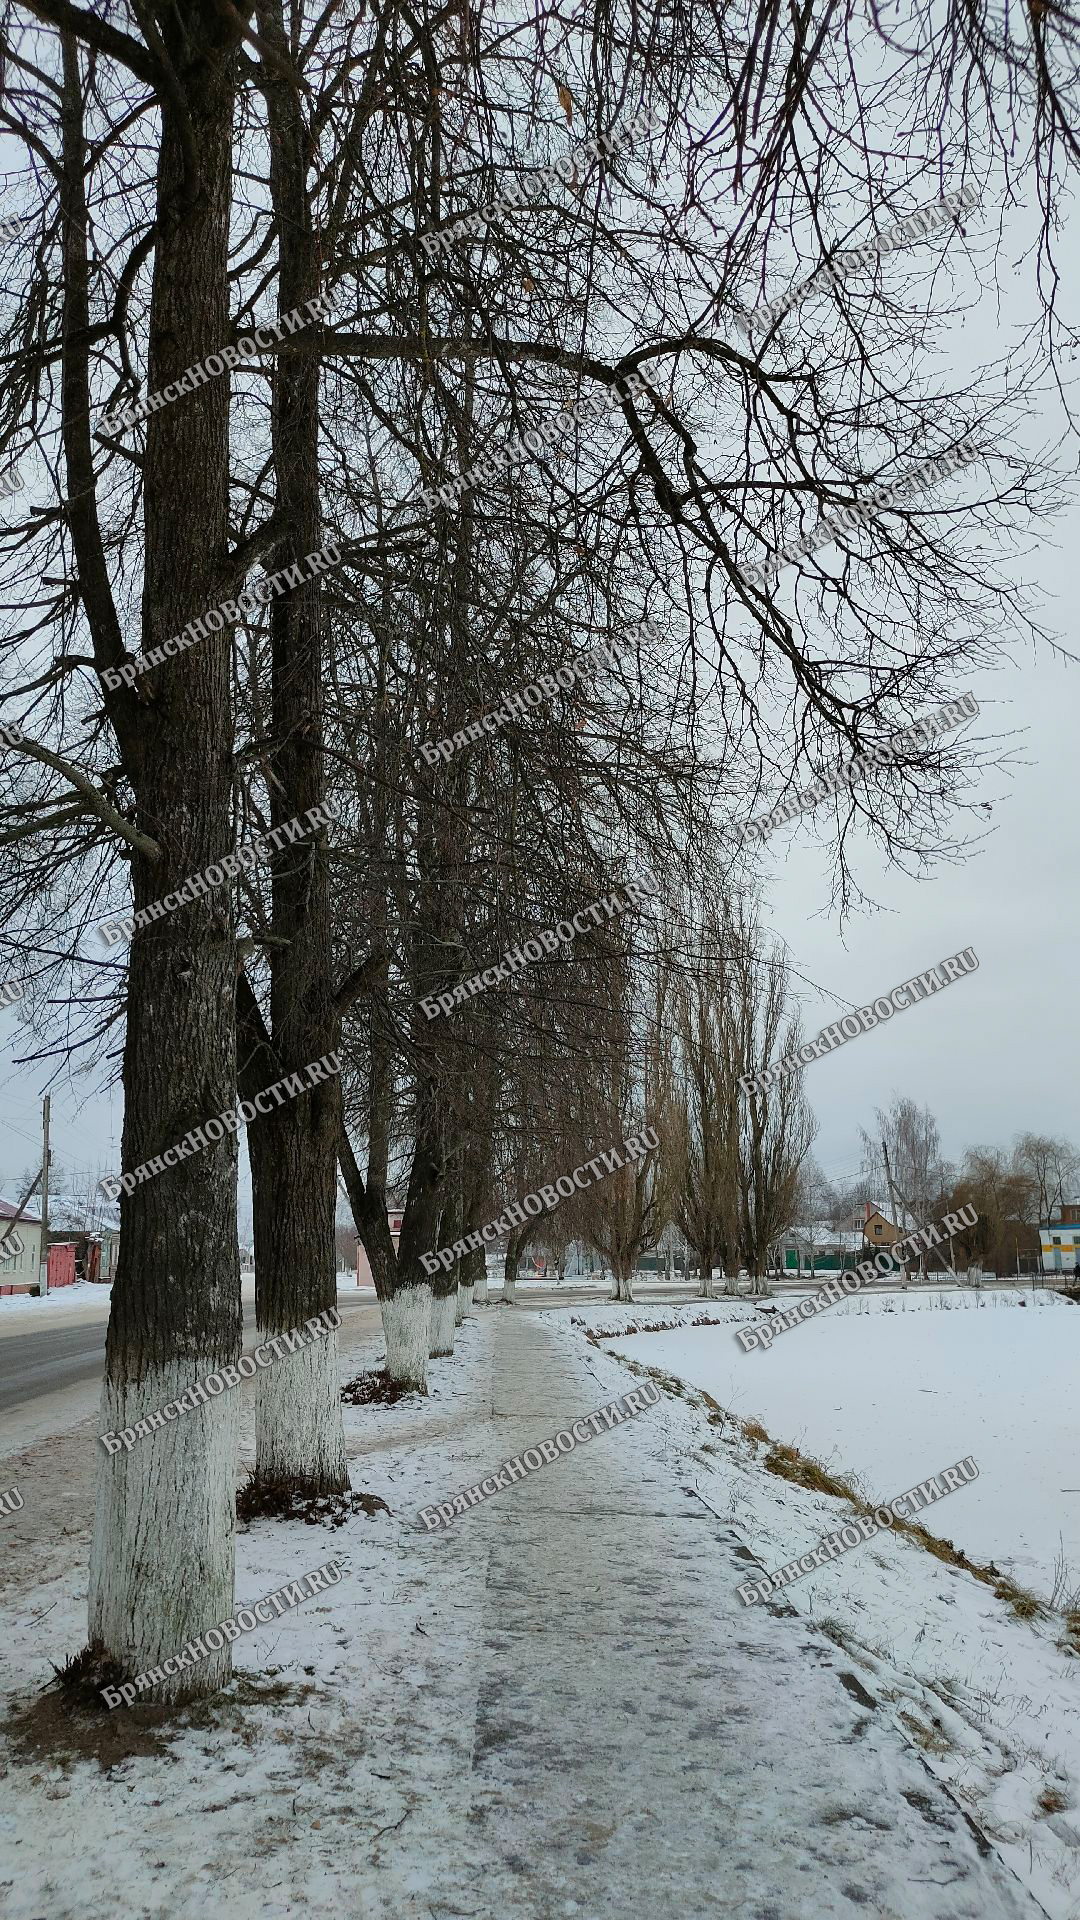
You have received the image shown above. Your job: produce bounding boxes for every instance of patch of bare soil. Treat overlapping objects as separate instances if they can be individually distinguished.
[8,1643,299,1768]
[341,1367,422,1407]
[235,1476,390,1527]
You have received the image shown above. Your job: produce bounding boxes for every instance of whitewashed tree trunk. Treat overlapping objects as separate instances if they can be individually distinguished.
[429,1287,457,1356]
[381,1286,432,1388]
[473,1266,489,1305]
[255,1327,346,1489]
[611,1267,636,1302]
[456,1280,473,1322]
[502,1272,517,1303]
[89,1369,240,1698]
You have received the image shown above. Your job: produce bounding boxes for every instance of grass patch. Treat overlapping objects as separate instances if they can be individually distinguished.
[763,1442,862,1505]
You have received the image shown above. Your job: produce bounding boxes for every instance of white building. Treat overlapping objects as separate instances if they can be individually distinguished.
[1040,1206,1080,1276]
[0,1200,41,1294]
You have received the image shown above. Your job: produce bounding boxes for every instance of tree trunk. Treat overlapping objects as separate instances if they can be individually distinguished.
[431,1187,459,1353]
[338,1123,437,1389]
[241,0,346,1497]
[472,1251,489,1305]
[429,1279,457,1355]
[78,15,245,1698]
[696,1242,721,1298]
[611,1262,637,1303]
[461,1244,483,1312]
[502,1225,526,1303]
[245,1058,345,1492]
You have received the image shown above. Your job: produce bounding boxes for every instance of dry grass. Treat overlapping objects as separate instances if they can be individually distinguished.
[763,1441,863,1504]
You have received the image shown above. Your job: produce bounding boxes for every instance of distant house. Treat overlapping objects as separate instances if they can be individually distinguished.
[862,1203,901,1251]
[1040,1204,1080,1275]
[782,1223,859,1273]
[781,1204,902,1275]
[49,1198,120,1283]
[0,1199,40,1295]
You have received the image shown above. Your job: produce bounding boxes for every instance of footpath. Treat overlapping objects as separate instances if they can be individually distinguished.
[0,1307,1044,1919]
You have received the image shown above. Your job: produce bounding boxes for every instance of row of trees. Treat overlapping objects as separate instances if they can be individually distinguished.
[0,0,1072,1701]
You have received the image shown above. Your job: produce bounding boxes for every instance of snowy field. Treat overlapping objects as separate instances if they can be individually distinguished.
[600,1289,1080,1600]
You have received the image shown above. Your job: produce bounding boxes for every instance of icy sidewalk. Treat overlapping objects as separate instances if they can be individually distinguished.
[445,1312,1040,1920]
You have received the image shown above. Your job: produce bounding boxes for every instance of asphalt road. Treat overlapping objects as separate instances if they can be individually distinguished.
[0,1303,266,1415]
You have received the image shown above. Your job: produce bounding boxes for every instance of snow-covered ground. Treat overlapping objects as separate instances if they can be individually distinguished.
[598,1288,1080,1600]
[3,1297,1077,1918]
[561,1295,1080,1919]
[0,1278,113,1318]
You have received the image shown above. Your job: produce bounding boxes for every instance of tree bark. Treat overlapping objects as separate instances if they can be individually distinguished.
[77,13,245,1698]
[472,1248,489,1305]
[460,1245,483,1315]
[502,1225,527,1303]
[238,0,346,1496]
[338,1108,440,1389]
[430,1187,459,1354]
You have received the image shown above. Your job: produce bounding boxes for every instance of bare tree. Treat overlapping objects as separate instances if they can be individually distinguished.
[860,1098,950,1276]
[1012,1132,1080,1225]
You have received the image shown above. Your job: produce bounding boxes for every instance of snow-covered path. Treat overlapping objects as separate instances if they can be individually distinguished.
[440,1311,1039,1920]
[0,1308,1045,1919]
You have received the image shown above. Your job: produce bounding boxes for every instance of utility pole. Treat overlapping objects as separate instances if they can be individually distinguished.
[38,1094,50,1298]
[881,1137,909,1291]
